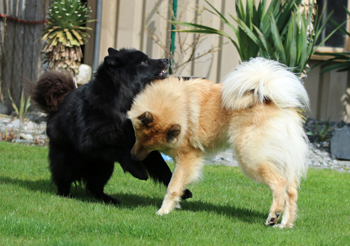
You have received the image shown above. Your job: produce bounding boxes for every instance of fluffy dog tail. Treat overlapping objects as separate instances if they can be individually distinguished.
[31,71,76,114]
[222,57,309,186]
[221,57,309,110]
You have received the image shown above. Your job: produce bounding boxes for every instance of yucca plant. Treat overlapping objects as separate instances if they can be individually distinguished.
[173,0,340,76]
[42,0,95,76]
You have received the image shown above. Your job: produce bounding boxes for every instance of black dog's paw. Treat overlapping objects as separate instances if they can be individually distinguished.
[181,189,193,200]
[92,192,121,205]
[124,164,149,180]
[101,194,120,205]
[119,159,149,180]
[127,167,149,180]
[57,191,72,198]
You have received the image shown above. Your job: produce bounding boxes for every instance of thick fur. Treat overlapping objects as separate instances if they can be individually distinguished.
[128,57,309,228]
[31,48,192,204]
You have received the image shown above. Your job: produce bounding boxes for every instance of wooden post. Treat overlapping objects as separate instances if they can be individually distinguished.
[0,0,48,113]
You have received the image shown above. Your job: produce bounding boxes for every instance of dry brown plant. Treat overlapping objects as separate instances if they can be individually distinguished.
[145,1,223,75]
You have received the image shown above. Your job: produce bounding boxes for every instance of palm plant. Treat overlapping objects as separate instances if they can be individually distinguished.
[42,0,95,76]
[173,0,339,76]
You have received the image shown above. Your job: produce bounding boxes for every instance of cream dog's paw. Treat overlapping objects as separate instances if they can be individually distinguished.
[273,223,293,229]
[156,208,170,216]
[265,213,280,226]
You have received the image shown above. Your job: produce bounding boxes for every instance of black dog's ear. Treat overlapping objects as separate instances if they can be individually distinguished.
[167,124,181,142]
[108,47,119,56]
[104,56,121,67]
[138,112,154,126]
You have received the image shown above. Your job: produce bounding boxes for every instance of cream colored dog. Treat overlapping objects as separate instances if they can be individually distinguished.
[128,58,309,228]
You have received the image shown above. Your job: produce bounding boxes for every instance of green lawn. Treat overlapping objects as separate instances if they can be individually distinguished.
[0,142,349,245]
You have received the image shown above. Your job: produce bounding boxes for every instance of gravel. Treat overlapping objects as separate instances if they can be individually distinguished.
[212,144,350,173]
[212,117,350,173]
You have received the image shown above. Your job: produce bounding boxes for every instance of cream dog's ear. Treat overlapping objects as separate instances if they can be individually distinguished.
[138,111,154,126]
[167,124,181,142]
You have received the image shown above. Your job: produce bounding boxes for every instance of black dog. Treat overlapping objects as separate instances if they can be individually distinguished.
[31,48,192,204]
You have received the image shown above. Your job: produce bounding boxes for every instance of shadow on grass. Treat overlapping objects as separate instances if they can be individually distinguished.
[0,175,266,223]
[115,192,266,223]
[0,175,99,199]
[0,175,56,194]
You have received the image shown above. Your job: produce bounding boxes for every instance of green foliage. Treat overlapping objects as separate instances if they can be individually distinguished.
[7,88,31,121]
[42,0,95,75]
[173,0,339,75]
[314,7,350,73]
[0,142,350,245]
[306,120,331,142]
[42,0,94,48]
[316,52,350,73]
[316,121,331,142]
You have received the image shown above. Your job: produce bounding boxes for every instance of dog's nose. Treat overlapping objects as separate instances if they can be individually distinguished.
[161,58,169,64]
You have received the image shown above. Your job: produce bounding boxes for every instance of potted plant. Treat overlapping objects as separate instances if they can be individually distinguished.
[42,0,95,77]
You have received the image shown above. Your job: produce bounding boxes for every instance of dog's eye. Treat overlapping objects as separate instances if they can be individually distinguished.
[141,59,148,65]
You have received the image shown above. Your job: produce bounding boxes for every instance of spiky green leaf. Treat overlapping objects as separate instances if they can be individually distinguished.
[269,14,286,63]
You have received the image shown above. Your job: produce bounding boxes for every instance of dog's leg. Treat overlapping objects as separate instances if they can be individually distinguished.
[116,149,149,181]
[156,151,203,215]
[51,160,72,197]
[48,144,73,197]
[276,181,298,228]
[255,164,288,228]
[87,184,120,205]
[85,161,120,205]
[141,151,193,200]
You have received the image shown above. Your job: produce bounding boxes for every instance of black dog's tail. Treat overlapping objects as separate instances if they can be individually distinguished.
[31,71,76,114]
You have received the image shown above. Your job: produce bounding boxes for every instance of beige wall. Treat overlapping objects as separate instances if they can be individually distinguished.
[87,0,239,81]
[85,0,350,123]
[304,61,350,122]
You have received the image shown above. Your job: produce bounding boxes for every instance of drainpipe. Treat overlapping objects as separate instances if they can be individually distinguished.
[169,0,177,75]
[93,0,102,72]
